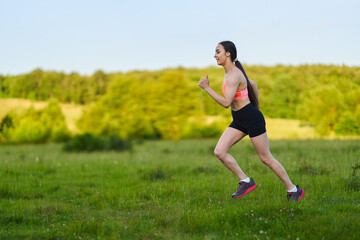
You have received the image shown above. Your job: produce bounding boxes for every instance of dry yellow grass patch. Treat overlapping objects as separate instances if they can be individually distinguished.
[202,115,316,140]
[266,118,316,139]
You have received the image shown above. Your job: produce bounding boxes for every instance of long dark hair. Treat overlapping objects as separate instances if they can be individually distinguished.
[219,41,259,109]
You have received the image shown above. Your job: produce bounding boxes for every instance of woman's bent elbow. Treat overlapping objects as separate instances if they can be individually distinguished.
[223,103,231,109]
[222,100,232,108]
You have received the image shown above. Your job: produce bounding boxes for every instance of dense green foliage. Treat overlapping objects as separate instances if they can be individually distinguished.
[0,100,70,144]
[77,70,197,139]
[0,139,359,239]
[63,133,132,152]
[1,65,360,138]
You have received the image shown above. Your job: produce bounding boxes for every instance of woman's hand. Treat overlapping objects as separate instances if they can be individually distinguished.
[198,75,209,90]
[198,74,230,108]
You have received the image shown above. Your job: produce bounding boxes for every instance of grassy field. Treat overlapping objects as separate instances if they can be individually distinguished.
[0,139,359,239]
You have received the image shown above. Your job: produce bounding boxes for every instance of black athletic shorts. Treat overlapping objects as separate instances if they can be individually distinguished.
[229,103,266,138]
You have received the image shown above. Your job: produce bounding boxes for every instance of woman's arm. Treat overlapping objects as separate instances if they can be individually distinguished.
[199,74,240,108]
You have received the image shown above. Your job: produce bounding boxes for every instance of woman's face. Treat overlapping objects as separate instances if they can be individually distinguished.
[214,44,228,66]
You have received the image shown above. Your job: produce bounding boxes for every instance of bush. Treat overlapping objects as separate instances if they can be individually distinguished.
[181,117,225,139]
[0,100,71,144]
[0,113,15,142]
[107,135,133,151]
[12,119,50,143]
[63,133,132,152]
[334,110,360,136]
[0,114,14,132]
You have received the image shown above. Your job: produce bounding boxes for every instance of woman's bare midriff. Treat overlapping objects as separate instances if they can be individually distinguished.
[230,98,251,111]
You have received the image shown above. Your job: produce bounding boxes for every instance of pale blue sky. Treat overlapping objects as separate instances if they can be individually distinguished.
[1,0,359,75]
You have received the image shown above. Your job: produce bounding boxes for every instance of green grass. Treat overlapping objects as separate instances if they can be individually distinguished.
[0,139,359,239]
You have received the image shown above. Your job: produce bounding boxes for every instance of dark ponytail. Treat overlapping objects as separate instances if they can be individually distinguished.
[219,41,259,109]
[234,61,259,109]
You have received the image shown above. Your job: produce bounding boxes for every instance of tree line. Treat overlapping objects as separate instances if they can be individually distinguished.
[0,64,359,142]
[0,69,111,104]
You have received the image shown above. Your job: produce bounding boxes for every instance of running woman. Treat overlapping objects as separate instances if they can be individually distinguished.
[198,41,304,202]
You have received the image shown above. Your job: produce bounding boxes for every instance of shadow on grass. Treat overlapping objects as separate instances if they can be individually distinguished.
[345,161,360,192]
[139,167,173,181]
[296,161,329,176]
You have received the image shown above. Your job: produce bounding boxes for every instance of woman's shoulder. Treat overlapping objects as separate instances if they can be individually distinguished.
[232,69,246,82]
[249,79,257,85]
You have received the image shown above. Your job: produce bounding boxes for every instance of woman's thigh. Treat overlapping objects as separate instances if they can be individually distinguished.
[215,127,247,153]
[250,132,272,158]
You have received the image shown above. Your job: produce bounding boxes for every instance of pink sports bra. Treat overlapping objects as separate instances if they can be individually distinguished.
[222,69,248,100]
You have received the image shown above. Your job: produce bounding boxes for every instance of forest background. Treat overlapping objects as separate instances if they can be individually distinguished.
[0,64,360,144]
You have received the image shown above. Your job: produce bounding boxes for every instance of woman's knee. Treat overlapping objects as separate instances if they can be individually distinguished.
[214,147,226,160]
[258,153,274,166]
